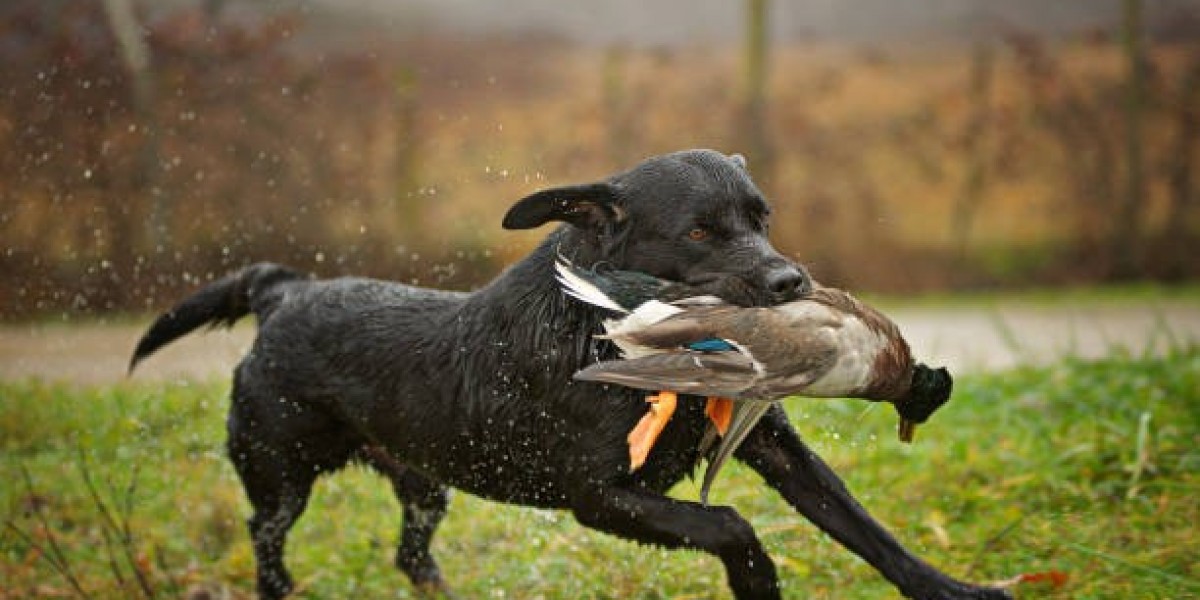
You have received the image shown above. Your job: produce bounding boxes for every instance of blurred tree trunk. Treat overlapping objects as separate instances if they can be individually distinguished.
[952,43,994,257]
[101,0,166,259]
[1163,59,1200,278]
[741,0,774,188]
[1115,0,1146,277]
[203,0,227,19]
[603,46,633,167]
[393,68,424,246]
[1007,33,1118,272]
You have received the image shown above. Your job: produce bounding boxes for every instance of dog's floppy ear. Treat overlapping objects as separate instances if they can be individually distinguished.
[502,182,625,230]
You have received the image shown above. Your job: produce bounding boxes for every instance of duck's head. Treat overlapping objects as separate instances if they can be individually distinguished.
[894,363,953,442]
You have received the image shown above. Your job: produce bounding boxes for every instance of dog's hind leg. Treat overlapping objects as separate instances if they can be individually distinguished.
[735,406,1012,600]
[571,485,780,600]
[239,472,313,600]
[228,427,317,599]
[361,446,453,597]
[227,374,360,599]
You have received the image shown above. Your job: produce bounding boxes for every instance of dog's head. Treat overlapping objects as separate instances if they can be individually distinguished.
[503,149,810,306]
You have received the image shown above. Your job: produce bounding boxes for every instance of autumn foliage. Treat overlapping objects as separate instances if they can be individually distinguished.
[1,1,1197,319]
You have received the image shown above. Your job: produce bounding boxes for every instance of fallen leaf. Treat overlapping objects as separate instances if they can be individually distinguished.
[993,570,1069,589]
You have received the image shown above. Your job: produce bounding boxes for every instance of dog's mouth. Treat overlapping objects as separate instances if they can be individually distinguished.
[679,273,806,308]
[681,273,725,287]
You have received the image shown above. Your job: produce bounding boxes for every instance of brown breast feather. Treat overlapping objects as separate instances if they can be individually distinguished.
[808,286,914,400]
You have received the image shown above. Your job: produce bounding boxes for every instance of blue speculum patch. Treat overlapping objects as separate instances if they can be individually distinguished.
[686,338,735,352]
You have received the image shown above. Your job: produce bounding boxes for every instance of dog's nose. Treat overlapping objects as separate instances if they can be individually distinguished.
[766,265,811,299]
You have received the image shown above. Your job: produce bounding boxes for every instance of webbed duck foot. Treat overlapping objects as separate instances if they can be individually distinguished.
[705,397,733,437]
[627,391,677,471]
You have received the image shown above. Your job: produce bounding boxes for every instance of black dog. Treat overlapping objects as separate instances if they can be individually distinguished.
[131,150,1008,599]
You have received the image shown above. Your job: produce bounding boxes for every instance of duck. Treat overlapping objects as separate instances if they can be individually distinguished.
[554,258,952,504]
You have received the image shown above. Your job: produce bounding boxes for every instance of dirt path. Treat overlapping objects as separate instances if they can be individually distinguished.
[2,300,1198,385]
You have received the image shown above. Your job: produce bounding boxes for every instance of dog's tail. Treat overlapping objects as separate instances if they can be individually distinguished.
[128,262,306,373]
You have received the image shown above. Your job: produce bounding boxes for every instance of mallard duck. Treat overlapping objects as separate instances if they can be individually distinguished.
[555,259,952,504]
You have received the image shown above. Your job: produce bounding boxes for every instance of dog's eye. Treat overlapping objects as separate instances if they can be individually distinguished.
[686,228,709,241]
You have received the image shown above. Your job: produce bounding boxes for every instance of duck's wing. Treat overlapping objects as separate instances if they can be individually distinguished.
[573,350,757,398]
[605,305,739,349]
[590,304,847,396]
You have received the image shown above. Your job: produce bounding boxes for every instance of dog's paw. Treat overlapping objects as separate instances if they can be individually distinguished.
[414,578,458,600]
[904,576,1013,600]
[924,583,1013,600]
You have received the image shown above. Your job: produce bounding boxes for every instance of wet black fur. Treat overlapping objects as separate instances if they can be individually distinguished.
[131,150,1008,600]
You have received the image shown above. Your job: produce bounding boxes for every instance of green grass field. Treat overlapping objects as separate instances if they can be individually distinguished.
[3,348,1198,599]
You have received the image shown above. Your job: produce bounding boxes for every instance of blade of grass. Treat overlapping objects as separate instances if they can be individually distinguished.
[1125,411,1153,499]
[7,465,94,600]
[1064,541,1200,592]
[76,447,155,598]
[987,309,1028,365]
[965,516,1025,577]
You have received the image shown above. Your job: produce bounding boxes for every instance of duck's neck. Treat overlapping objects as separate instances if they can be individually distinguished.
[861,336,915,401]
[811,287,915,401]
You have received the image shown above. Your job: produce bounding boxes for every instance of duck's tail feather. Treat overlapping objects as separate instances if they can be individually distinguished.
[699,400,775,505]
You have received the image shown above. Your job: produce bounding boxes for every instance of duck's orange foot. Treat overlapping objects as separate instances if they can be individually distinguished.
[627,391,677,472]
[705,397,733,437]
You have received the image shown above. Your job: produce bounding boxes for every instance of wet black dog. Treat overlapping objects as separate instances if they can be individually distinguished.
[131,150,1008,599]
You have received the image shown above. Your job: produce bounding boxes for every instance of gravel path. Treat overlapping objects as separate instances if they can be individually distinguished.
[2,300,1198,385]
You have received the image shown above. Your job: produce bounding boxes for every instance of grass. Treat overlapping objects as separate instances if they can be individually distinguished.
[2,349,1198,599]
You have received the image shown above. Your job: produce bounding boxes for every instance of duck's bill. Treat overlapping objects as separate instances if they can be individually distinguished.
[898,418,917,443]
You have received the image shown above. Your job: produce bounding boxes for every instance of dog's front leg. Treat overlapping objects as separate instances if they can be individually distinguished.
[571,485,780,599]
[735,407,1012,600]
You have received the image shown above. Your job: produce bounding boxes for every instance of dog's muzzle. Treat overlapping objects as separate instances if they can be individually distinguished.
[764,264,812,301]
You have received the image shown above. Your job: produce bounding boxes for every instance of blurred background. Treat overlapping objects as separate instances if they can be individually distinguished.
[3,5,1199,598]
[2,0,1199,319]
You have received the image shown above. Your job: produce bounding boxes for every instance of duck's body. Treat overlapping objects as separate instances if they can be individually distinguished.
[583,291,915,400]
[556,260,951,503]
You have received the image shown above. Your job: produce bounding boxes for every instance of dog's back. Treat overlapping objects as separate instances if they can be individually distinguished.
[130,262,467,372]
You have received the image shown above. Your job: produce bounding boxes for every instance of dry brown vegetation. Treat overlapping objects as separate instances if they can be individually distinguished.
[1,1,1197,319]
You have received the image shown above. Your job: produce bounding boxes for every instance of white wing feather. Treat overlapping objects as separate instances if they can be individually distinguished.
[553,258,687,358]
[553,260,628,314]
[602,300,683,357]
